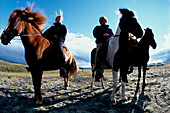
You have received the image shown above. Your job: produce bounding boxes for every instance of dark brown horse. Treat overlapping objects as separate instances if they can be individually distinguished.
[0,6,79,104]
[130,28,157,91]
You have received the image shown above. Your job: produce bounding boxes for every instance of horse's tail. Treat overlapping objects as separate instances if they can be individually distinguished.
[67,54,79,78]
[63,46,79,77]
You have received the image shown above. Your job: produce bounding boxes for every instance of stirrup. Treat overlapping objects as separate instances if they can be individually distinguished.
[60,67,67,77]
[127,65,134,74]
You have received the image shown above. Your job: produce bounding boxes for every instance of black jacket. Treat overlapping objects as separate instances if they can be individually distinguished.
[43,23,67,43]
[93,25,114,44]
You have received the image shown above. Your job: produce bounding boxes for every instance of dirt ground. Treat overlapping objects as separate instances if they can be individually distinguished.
[0,66,169,113]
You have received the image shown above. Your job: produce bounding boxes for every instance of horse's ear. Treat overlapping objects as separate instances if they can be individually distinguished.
[119,8,125,15]
[145,27,151,32]
[146,27,150,30]
[119,8,130,14]
[119,8,134,16]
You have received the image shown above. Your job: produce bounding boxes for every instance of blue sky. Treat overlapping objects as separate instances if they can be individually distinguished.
[0,0,170,67]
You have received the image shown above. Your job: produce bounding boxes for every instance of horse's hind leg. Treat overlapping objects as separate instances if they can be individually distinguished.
[64,76,69,90]
[101,68,105,89]
[31,70,43,104]
[101,78,105,89]
[91,69,95,88]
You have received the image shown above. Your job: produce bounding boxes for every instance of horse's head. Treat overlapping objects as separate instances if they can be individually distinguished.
[1,9,22,45]
[144,28,157,49]
[119,8,143,38]
[1,5,46,45]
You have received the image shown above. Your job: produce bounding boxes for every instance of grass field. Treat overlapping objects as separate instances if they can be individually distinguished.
[0,60,169,77]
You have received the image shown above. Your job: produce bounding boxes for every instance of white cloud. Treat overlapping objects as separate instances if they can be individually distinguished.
[150,32,170,56]
[65,32,96,68]
[163,33,170,49]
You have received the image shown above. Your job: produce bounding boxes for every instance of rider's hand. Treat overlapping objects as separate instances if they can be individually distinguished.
[104,33,109,36]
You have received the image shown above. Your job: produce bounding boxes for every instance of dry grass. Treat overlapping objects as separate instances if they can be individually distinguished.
[0,60,169,77]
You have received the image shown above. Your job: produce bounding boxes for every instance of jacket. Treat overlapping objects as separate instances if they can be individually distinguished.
[93,25,114,44]
[43,23,67,43]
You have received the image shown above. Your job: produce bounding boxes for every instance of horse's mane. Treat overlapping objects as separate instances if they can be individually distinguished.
[8,5,47,32]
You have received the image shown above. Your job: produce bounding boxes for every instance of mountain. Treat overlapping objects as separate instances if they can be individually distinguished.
[0,40,170,66]
[0,42,27,65]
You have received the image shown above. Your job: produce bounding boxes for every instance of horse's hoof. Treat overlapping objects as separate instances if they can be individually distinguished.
[111,99,117,105]
[121,96,128,101]
[36,100,42,105]
[64,87,69,90]
[102,77,107,81]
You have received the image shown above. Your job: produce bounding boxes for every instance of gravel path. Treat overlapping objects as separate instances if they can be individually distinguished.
[0,68,169,113]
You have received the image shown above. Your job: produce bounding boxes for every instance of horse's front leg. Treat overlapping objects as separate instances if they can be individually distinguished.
[91,65,95,88]
[137,66,141,89]
[142,63,147,91]
[120,70,127,101]
[31,70,43,104]
[121,81,127,101]
[111,71,118,104]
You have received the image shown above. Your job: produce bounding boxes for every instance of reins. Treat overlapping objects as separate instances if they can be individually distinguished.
[13,33,42,41]
[21,34,42,36]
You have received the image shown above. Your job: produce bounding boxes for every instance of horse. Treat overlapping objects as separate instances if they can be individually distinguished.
[130,28,157,91]
[91,8,143,103]
[0,6,79,104]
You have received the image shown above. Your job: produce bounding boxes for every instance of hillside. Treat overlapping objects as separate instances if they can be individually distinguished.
[0,60,27,73]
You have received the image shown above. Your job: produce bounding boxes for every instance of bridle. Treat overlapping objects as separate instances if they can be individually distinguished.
[122,17,136,33]
[2,16,42,44]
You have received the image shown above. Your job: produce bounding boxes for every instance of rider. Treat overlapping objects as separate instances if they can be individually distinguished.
[43,11,67,77]
[93,16,114,80]
[128,34,138,73]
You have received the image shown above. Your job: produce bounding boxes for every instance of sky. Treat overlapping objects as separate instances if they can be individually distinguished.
[0,0,170,67]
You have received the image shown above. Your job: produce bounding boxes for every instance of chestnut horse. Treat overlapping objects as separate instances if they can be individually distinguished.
[0,6,78,104]
[91,8,143,103]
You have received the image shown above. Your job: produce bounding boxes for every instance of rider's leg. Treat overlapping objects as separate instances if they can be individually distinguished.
[94,43,104,81]
[57,41,67,77]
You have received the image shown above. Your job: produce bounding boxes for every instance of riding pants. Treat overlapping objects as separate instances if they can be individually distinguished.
[55,41,66,67]
[95,43,104,72]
